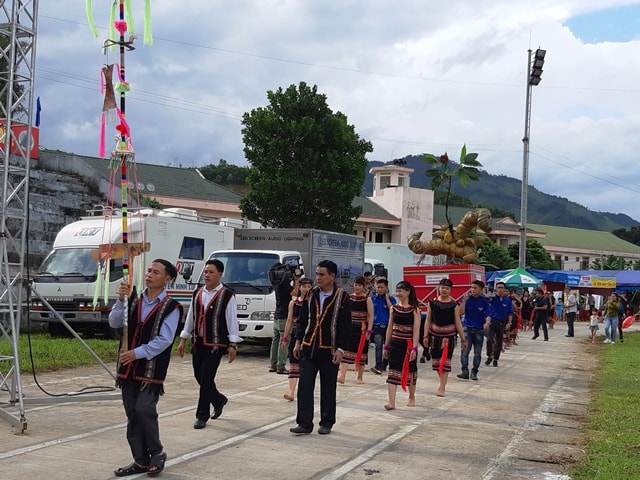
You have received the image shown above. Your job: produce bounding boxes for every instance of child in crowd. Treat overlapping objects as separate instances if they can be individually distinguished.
[589,312,601,344]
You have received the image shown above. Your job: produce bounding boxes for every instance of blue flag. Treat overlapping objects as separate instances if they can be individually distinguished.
[35,96,41,127]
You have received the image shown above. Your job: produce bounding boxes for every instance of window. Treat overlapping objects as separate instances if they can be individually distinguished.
[379,175,391,189]
[374,232,383,243]
[179,237,205,260]
[397,175,405,187]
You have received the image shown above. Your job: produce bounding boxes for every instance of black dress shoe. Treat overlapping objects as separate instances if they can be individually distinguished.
[211,395,228,419]
[484,358,491,365]
[289,425,312,435]
[318,425,332,435]
[532,335,539,340]
[277,368,289,375]
[193,418,207,429]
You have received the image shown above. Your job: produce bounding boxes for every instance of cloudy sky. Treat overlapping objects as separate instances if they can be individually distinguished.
[34,1,640,221]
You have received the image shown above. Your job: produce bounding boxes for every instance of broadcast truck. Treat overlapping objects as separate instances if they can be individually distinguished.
[30,207,235,337]
[203,228,364,344]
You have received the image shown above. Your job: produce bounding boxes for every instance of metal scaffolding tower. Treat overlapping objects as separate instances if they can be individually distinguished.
[0,0,39,432]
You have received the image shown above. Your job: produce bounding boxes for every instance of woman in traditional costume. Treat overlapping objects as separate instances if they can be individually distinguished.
[338,276,374,384]
[424,278,466,397]
[383,281,421,410]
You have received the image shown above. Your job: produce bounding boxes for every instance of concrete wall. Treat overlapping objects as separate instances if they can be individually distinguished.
[26,155,105,268]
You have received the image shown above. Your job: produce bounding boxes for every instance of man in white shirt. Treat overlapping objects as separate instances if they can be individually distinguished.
[178,259,242,429]
[564,287,578,338]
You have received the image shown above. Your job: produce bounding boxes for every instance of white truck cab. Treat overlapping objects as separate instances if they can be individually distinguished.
[202,249,302,343]
[30,208,235,337]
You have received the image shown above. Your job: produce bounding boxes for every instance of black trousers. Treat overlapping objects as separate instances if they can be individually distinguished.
[486,320,506,360]
[192,340,226,421]
[566,311,576,336]
[296,349,338,430]
[121,379,162,467]
[533,314,549,340]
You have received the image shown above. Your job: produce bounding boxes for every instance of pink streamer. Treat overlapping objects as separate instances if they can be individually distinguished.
[98,112,106,157]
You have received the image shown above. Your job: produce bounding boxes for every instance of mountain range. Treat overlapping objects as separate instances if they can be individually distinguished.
[363,155,639,232]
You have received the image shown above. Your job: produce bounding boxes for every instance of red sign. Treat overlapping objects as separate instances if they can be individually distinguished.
[0,120,39,159]
[403,264,486,309]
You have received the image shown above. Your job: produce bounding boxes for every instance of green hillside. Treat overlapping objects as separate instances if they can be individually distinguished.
[364,155,639,232]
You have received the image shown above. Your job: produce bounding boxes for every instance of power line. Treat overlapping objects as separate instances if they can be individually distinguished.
[40,14,640,94]
[36,69,244,121]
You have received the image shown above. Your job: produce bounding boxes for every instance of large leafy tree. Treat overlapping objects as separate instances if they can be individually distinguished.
[477,240,514,271]
[200,159,249,185]
[612,226,640,247]
[240,82,373,232]
[507,239,555,270]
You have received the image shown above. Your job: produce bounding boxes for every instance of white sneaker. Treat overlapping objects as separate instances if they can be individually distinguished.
[611,341,615,344]
[603,339,611,344]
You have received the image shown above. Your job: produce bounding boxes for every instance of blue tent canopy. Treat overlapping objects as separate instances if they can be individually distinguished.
[486,269,640,292]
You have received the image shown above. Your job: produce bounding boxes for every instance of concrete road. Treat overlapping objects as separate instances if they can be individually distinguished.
[1,322,614,480]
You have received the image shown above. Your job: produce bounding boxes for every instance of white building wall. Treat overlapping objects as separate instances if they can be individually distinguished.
[369,186,433,244]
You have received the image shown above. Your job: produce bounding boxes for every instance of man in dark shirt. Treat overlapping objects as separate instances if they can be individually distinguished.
[485,281,513,368]
[532,287,549,341]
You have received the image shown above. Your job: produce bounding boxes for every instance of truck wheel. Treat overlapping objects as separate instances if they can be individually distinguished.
[48,322,71,338]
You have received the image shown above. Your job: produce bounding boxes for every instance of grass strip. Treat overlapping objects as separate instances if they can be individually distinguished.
[0,333,119,372]
[570,332,640,479]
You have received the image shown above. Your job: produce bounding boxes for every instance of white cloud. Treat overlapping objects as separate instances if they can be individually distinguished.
[34,0,640,221]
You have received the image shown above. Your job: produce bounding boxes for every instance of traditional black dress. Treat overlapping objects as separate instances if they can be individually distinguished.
[342,294,369,366]
[428,298,458,373]
[386,304,418,386]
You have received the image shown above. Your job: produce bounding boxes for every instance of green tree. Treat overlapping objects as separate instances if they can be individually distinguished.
[591,255,630,270]
[612,226,640,246]
[507,239,555,269]
[477,240,514,271]
[140,195,161,209]
[200,159,249,185]
[240,82,372,232]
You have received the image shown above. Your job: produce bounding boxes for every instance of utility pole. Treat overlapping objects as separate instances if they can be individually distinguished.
[519,48,546,269]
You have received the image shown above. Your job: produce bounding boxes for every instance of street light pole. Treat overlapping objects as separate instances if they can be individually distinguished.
[519,48,545,269]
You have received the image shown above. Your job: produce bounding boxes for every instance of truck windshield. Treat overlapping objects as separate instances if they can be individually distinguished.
[205,252,280,287]
[36,248,122,281]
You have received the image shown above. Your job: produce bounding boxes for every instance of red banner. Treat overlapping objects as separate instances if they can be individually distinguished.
[0,120,39,159]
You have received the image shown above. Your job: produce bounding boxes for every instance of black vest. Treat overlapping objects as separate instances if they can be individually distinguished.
[191,285,234,347]
[297,286,351,352]
[116,294,182,385]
